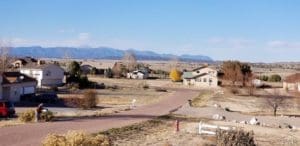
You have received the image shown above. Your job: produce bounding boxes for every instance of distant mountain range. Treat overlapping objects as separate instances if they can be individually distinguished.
[10,46,213,62]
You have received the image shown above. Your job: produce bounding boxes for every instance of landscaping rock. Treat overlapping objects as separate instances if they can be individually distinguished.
[212,114,226,120]
[249,117,260,125]
[213,103,221,108]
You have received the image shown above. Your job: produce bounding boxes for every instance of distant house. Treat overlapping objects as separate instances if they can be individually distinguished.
[182,66,219,87]
[20,64,65,88]
[11,57,38,68]
[0,72,37,102]
[283,73,300,92]
[80,65,93,75]
[127,70,149,79]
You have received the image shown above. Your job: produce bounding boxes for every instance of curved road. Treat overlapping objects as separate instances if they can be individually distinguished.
[0,88,199,146]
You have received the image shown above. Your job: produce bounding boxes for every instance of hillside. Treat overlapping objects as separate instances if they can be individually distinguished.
[10,46,213,62]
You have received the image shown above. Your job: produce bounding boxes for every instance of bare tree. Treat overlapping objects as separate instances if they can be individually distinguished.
[222,61,252,86]
[0,40,11,72]
[266,89,286,117]
[122,51,137,72]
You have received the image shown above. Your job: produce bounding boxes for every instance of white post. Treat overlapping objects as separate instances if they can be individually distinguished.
[130,99,136,109]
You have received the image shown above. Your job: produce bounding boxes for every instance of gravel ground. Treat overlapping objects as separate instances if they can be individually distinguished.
[175,104,300,128]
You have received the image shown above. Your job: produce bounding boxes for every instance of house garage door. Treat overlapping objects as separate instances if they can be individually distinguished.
[23,87,35,94]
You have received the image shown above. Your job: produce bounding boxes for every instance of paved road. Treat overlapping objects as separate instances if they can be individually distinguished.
[0,88,199,146]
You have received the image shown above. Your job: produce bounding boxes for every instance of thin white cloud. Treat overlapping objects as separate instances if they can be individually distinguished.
[267,40,300,49]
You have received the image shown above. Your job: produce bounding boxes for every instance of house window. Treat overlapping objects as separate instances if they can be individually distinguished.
[196,71,200,74]
[209,78,212,82]
[196,78,201,82]
[203,78,207,82]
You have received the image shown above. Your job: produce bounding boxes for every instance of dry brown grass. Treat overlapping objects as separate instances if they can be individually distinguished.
[42,131,111,146]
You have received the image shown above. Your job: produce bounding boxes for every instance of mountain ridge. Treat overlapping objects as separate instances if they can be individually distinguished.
[10,46,213,62]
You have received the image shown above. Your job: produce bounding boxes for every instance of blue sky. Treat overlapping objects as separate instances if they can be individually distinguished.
[0,0,300,62]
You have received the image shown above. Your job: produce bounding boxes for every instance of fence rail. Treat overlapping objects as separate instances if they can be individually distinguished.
[198,121,234,135]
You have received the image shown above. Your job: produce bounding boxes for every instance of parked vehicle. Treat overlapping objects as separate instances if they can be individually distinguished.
[0,101,15,117]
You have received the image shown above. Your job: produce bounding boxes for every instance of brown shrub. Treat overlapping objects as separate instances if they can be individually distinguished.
[42,131,111,146]
[216,129,256,146]
[19,110,35,122]
[80,90,97,109]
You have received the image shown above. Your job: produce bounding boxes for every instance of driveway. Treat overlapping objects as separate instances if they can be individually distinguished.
[0,88,199,146]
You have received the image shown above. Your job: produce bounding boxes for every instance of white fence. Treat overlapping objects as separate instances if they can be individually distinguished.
[198,121,234,135]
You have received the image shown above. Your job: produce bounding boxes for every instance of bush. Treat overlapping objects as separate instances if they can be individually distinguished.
[19,110,35,122]
[80,90,97,109]
[268,74,281,82]
[169,69,182,82]
[40,110,54,122]
[42,131,111,146]
[259,75,269,81]
[62,97,82,108]
[216,129,256,146]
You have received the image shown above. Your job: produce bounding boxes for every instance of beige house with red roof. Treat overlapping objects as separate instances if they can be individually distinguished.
[283,73,300,92]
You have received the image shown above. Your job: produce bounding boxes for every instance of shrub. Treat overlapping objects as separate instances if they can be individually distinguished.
[42,131,111,146]
[169,69,182,82]
[42,134,66,146]
[216,129,256,146]
[40,110,54,122]
[80,90,97,109]
[19,110,35,122]
[62,97,82,108]
[79,75,90,89]
[259,75,269,81]
[268,74,281,82]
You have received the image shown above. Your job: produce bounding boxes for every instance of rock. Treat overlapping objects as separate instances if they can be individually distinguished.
[213,103,221,108]
[240,121,247,124]
[249,117,259,125]
[212,114,226,120]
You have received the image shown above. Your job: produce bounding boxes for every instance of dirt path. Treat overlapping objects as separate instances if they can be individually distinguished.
[0,88,199,146]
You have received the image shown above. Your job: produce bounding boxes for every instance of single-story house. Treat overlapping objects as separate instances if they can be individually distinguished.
[20,64,65,88]
[0,72,37,102]
[127,70,149,79]
[11,57,38,68]
[182,66,219,87]
[283,73,300,92]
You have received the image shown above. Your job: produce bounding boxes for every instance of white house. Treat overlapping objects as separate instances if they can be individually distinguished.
[127,70,149,79]
[0,72,37,102]
[283,73,300,92]
[182,66,219,87]
[20,64,65,88]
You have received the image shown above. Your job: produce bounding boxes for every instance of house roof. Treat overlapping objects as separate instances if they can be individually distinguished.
[21,64,64,71]
[192,66,208,71]
[2,72,36,84]
[284,73,300,83]
[182,72,208,79]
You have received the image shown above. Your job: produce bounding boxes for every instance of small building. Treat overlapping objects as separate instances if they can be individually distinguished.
[11,57,38,68]
[127,70,149,79]
[20,64,65,88]
[283,73,300,92]
[0,72,37,102]
[182,66,218,87]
